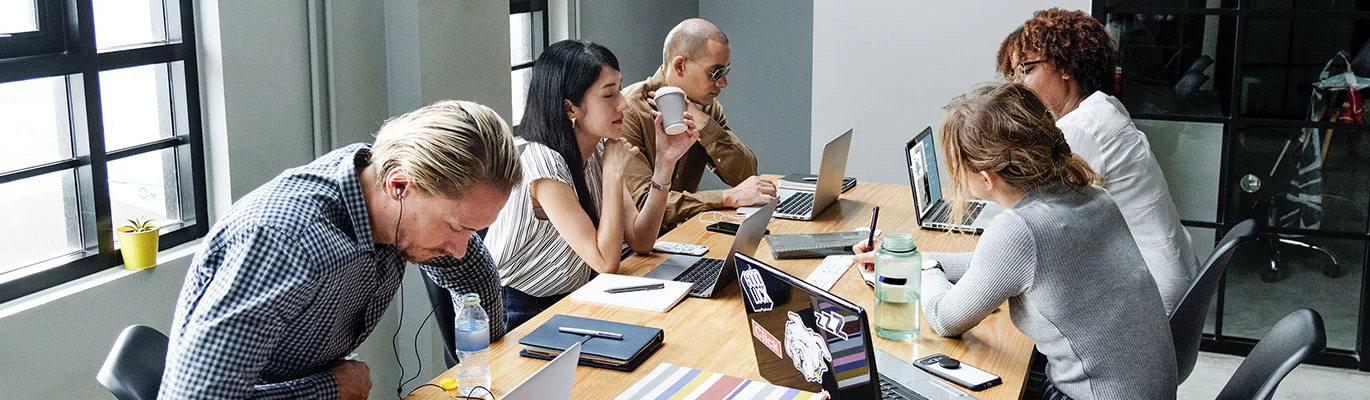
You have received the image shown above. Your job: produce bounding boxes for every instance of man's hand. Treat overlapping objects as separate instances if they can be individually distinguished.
[722,176,777,208]
[333,360,371,400]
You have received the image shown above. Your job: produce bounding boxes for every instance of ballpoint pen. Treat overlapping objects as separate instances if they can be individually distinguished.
[604,283,665,294]
[558,327,624,340]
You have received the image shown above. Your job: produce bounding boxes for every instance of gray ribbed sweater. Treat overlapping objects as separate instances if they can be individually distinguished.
[922,184,1177,400]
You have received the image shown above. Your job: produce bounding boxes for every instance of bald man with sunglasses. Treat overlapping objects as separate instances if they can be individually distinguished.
[621,18,773,226]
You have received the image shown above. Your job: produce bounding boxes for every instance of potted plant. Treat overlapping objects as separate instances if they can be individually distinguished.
[116,217,159,270]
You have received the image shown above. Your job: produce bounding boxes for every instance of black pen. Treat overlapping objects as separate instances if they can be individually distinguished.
[604,283,665,294]
[867,206,880,251]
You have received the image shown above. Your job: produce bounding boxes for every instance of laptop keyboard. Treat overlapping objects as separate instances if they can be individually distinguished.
[777,192,815,216]
[927,201,985,226]
[879,375,930,400]
[677,257,725,295]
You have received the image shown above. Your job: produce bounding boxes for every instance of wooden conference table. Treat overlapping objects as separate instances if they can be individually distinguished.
[406,179,1034,399]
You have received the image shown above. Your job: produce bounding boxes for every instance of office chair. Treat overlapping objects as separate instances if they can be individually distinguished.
[1233,128,1347,282]
[1170,219,1260,383]
[96,324,169,400]
[1215,309,1326,400]
[422,228,493,369]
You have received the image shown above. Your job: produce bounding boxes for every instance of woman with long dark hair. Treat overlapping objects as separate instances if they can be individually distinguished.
[484,40,699,330]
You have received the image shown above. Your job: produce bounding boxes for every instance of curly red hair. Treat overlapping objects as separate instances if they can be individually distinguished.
[996,8,1117,96]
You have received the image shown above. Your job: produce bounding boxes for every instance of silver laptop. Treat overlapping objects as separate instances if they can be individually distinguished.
[733,253,973,399]
[775,129,853,220]
[906,127,1003,235]
[642,200,777,298]
[503,341,581,400]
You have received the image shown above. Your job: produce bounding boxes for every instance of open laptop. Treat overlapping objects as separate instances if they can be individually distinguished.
[503,341,580,400]
[733,252,974,400]
[906,127,1003,235]
[642,200,777,298]
[775,129,853,220]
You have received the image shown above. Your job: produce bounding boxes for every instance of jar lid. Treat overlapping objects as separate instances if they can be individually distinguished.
[880,233,917,253]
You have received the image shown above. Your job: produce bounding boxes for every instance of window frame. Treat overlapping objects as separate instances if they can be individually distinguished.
[0,0,207,304]
[0,0,70,58]
[510,0,549,128]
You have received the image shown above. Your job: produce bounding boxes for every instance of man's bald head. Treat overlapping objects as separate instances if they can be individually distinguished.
[662,18,729,65]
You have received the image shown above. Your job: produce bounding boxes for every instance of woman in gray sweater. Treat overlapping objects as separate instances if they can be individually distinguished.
[857,83,1176,399]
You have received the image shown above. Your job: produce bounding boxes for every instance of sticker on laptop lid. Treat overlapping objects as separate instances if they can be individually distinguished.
[740,268,774,312]
[751,319,783,359]
[815,309,852,340]
[784,311,831,383]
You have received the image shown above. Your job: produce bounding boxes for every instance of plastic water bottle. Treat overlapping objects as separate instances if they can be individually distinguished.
[454,293,491,397]
[873,233,921,340]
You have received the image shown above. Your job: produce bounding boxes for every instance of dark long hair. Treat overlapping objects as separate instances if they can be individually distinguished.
[519,39,621,225]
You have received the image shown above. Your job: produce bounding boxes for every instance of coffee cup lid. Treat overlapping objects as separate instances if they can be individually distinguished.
[654,86,685,98]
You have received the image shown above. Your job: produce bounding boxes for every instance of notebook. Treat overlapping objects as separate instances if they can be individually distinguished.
[778,173,857,193]
[569,273,692,312]
[519,314,664,372]
[615,363,826,400]
[766,231,869,259]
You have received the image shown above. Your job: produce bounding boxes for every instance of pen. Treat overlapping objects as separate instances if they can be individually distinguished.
[604,283,665,294]
[558,327,624,340]
[866,206,880,251]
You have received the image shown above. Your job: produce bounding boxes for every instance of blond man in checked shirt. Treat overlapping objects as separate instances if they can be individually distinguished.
[160,100,522,399]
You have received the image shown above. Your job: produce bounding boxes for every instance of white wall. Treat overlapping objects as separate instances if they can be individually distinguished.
[812,0,1091,185]
[699,0,814,186]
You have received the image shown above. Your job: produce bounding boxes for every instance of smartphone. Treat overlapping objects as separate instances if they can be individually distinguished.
[913,354,1002,391]
[707,221,769,236]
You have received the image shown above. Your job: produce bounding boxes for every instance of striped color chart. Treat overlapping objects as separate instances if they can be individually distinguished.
[614,363,828,400]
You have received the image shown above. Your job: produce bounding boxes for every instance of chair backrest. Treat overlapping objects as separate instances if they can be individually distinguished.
[1216,309,1326,400]
[1170,219,1259,382]
[97,324,169,400]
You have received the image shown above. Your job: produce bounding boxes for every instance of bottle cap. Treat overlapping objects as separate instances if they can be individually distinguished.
[439,377,458,391]
[461,293,481,306]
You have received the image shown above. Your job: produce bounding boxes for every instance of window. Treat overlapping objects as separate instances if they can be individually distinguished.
[510,0,548,126]
[0,0,207,304]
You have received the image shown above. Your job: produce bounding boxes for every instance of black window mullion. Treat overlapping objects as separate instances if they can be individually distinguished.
[0,53,83,84]
[70,0,114,256]
[96,43,183,71]
[177,0,208,232]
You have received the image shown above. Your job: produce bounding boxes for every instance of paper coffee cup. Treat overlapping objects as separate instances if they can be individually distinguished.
[655,86,689,135]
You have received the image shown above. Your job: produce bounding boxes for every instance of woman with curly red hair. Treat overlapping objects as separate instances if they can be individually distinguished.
[998,9,1199,316]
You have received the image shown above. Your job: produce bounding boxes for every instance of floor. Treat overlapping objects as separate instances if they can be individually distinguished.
[1179,351,1370,399]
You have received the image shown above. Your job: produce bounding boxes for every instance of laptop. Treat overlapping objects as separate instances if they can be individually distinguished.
[503,341,581,400]
[775,129,853,220]
[905,127,1003,235]
[642,200,777,298]
[733,252,974,400]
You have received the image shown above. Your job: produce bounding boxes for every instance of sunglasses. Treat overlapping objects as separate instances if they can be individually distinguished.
[688,59,732,82]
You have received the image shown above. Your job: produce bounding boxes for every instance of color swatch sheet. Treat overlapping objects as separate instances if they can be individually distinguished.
[615,362,827,400]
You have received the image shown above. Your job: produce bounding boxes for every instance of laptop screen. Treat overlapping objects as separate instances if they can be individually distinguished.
[736,253,881,400]
[906,127,943,220]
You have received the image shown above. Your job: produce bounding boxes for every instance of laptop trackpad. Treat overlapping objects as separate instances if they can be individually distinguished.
[643,256,698,280]
[874,349,972,399]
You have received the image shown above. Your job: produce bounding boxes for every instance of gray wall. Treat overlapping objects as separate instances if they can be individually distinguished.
[812,0,1091,184]
[699,0,814,187]
[578,0,699,84]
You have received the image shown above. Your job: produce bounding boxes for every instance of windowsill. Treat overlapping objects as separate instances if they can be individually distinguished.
[0,239,202,319]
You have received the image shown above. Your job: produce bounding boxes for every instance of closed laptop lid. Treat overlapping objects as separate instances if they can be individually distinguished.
[734,252,883,400]
[905,127,943,223]
[812,129,854,214]
[504,342,580,400]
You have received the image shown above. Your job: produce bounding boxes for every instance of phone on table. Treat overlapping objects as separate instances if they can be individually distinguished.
[913,354,1002,391]
[707,221,769,236]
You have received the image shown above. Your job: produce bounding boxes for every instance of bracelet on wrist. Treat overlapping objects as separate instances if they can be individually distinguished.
[649,179,671,192]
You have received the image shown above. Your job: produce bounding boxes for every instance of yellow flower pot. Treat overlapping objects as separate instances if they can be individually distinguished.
[116,227,160,270]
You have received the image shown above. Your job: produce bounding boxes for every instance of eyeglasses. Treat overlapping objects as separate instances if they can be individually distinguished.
[688,59,732,82]
[1010,60,1045,82]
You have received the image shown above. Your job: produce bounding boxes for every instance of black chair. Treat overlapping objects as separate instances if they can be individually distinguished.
[1216,309,1326,400]
[97,324,169,400]
[422,272,461,368]
[1170,219,1260,383]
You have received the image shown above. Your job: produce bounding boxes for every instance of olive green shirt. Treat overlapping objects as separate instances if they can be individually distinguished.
[620,68,758,224]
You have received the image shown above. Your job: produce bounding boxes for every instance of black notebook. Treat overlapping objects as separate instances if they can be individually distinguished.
[518,314,664,372]
[777,173,857,193]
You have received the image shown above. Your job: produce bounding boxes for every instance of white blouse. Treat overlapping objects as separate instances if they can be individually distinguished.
[1056,91,1200,313]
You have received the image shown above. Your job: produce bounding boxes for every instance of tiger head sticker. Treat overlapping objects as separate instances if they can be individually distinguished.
[784,311,831,383]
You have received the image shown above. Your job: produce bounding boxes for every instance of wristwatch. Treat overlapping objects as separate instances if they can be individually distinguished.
[650,179,671,192]
[921,261,944,272]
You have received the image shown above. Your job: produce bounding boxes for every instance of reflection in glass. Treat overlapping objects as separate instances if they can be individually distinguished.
[0,76,71,173]
[1228,126,1369,235]
[1241,16,1370,120]
[101,64,174,151]
[510,12,532,66]
[0,0,38,34]
[94,0,166,50]
[107,149,178,239]
[1109,14,1229,117]
[0,171,81,274]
